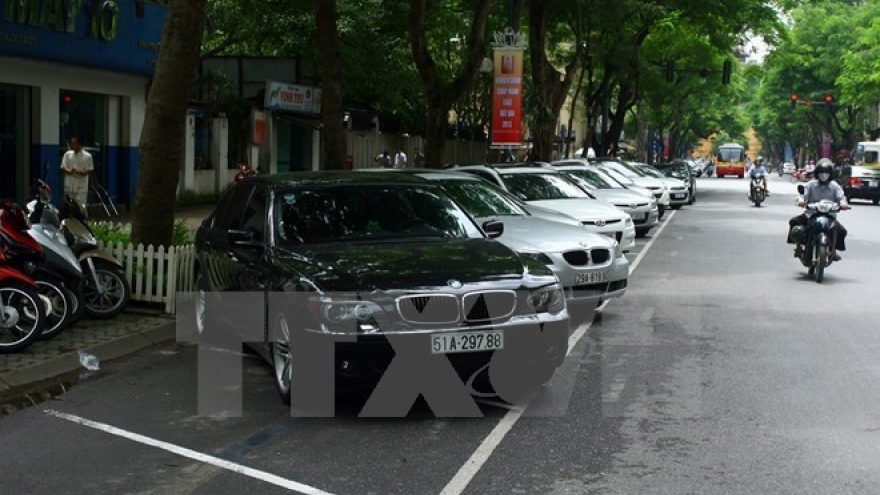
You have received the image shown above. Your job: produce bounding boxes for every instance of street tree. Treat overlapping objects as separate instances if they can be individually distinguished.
[131,0,208,247]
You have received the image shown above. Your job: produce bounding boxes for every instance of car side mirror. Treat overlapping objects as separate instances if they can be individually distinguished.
[228,229,262,248]
[797,184,805,195]
[481,220,504,239]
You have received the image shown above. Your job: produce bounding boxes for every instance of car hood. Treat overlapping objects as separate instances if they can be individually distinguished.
[272,238,533,292]
[629,176,666,189]
[525,198,627,222]
[590,189,652,207]
[519,204,582,226]
[471,216,614,253]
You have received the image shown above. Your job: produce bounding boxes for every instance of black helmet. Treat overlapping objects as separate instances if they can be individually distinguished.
[815,159,834,184]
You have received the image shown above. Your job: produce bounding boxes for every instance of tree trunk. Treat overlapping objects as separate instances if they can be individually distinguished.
[408,0,493,169]
[636,98,649,162]
[131,0,208,247]
[528,0,580,162]
[314,0,346,170]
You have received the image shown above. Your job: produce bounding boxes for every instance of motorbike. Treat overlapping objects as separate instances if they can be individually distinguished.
[0,201,48,352]
[790,185,843,284]
[749,173,767,207]
[24,183,84,338]
[57,192,131,319]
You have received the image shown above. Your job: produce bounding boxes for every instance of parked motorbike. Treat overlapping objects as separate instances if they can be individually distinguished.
[790,185,844,284]
[0,202,48,352]
[749,174,767,207]
[57,193,131,319]
[24,183,84,338]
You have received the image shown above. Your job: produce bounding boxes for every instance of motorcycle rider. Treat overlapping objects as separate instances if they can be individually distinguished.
[748,156,769,198]
[787,158,850,260]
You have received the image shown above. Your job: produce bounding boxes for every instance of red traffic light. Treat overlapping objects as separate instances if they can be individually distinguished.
[825,94,833,104]
[790,93,799,106]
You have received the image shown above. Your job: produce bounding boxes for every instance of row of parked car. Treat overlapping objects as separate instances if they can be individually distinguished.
[193,157,697,404]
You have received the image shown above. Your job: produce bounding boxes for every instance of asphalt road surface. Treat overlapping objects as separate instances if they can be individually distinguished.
[3,173,880,495]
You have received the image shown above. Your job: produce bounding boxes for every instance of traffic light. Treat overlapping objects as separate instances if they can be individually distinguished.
[722,60,732,85]
[666,61,675,83]
[806,98,812,107]
[824,94,833,105]
[790,93,799,107]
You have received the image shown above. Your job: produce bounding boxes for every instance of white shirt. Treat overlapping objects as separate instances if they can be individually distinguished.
[61,149,94,204]
[394,151,407,168]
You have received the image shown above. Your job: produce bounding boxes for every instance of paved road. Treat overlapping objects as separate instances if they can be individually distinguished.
[2,174,880,495]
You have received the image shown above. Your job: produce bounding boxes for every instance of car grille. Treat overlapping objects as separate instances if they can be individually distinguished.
[581,218,622,227]
[671,186,686,191]
[462,290,516,322]
[591,248,611,264]
[563,250,588,266]
[397,294,460,324]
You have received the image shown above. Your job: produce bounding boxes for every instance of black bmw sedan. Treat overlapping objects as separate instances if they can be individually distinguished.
[193,172,570,408]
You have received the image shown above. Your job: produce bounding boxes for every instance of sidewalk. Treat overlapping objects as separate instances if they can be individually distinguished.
[0,206,214,414]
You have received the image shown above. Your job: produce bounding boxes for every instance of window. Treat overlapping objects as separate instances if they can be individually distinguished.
[499,173,590,201]
[240,187,267,241]
[214,185,253,232]
[439,180,527,217]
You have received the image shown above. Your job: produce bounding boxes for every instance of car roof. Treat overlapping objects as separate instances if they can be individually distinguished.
[236,170,432,188]
[447,162,555,172]
[359,168,484,181]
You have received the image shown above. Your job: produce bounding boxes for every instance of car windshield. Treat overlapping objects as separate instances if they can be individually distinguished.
[559,170,612,192]
[499,172,591,200]
[436,179,528,217]
[274,184,481,244]
[598,166,635,186]
[597,161,646,178]
[655,164,689,180]
[636,166,666,179]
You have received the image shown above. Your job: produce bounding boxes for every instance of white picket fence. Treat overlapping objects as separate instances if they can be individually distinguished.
[97,240,197,314]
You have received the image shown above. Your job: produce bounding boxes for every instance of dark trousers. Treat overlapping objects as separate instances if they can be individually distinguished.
[788,214,847,251]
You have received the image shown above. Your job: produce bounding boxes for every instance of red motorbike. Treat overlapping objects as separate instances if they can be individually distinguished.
[0,200,47,352]
[233,162,257,184]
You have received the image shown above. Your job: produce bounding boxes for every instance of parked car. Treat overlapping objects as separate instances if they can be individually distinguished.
[590,159,672,216]
[643,161,696,206]
[447,163,637,252]
[782,162,797,175]
[371,169,630,317]
[551,160,659,237]
[194,172,570,403]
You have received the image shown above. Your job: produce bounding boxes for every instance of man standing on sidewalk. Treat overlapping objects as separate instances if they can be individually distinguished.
[394,147,408,168]
[60,136,94,206]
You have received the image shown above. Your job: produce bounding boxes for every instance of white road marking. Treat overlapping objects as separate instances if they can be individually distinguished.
[438,210,677,495]
[44,409,339,495]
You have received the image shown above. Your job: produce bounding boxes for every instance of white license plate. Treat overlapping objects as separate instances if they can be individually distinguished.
[576,271,608,284]
[869,180,877,188]
[431,331,503,354]
[673,194,687,199]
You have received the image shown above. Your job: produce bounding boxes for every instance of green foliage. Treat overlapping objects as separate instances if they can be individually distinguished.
[90,221,193,247]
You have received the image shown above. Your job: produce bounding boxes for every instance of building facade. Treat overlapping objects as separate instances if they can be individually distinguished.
[0,0,164,205]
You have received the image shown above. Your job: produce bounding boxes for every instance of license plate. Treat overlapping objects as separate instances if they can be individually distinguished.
[869,180,877,188]
[673,194,686,199]
[431,331,503,354]
[576,271,608,284]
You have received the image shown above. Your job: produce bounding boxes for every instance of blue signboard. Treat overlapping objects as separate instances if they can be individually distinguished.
[0,0,165,76]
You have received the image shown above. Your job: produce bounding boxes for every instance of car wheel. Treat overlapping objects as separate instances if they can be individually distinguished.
[271,312,293,404]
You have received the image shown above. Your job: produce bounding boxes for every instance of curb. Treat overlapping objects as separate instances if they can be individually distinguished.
[0,320,177,410]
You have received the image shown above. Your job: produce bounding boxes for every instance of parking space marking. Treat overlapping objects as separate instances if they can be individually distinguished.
[437,209,677,495]
[44,409,339,495]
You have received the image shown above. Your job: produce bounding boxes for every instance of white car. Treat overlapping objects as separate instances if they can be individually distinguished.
[782,162,797,175]
[398,171,630,311]
[632,164,690,209]
[593,162,671,217]
[551,160,659,237]
[448,163,637,252]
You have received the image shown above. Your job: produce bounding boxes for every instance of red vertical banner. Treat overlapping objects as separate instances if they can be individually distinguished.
[491,48,524,147]
[821,132,832,159]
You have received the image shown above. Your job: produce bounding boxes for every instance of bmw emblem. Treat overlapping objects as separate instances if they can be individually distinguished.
[630,203,637,209]
[595,219,606,227]
[579,240,590,247]
[447,279,463,289]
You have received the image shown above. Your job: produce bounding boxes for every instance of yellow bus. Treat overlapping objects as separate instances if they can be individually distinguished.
[715,143,746,178]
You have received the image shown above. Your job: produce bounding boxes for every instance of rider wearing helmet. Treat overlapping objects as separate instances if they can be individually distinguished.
[748,156,768,197]
[787,158,850,259]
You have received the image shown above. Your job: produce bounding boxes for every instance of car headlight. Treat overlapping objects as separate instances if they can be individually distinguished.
[612,239,622,258]
[307,297,383,333]
[526,284,565,313]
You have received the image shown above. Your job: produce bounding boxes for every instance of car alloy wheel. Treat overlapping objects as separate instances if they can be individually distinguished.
[271,312,293,404]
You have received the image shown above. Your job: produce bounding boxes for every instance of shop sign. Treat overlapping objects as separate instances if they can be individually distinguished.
[251,110,266,146]
[490,28,526,147]
[0,0,164,76]
[264,81,322,114]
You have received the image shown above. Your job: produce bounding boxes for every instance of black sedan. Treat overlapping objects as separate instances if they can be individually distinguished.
[193,172,570,407]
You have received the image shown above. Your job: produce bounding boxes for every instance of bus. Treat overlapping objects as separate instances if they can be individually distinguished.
[715,143,746,178]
